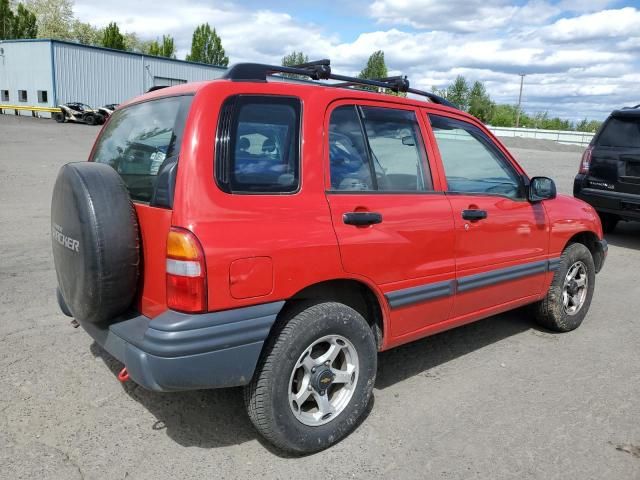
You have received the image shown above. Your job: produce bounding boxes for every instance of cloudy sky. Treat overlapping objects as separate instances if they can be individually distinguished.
[73,0,640,121]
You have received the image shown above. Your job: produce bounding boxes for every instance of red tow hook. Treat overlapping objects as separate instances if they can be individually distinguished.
[117,367,130,382]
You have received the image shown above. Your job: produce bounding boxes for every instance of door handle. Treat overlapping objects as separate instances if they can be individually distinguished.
[343,212,383,226]
[461,209,487,221]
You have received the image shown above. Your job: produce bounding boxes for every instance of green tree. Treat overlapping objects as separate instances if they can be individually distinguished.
[359,50,388,86]
[13,3,38,39]
[148,34,175,58]
[186,23,228,66]
[280,50,309,79]
[490,104,519,127]
[101,21,125,50]
[282,50,308,67]
[467,81,494,123]
[446,75,470,110]
[27,0,74,39]
[122,31,145,52]
[72,20,101,45]
[0,0,14,39]
[358,50,405,96]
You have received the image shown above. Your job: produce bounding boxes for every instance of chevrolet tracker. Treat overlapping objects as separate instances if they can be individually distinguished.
[51,59,607,454]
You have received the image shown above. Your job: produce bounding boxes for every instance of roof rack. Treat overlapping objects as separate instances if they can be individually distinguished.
[222,59,456,108]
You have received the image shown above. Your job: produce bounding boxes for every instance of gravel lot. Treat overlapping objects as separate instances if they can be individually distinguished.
[1,115,638,479]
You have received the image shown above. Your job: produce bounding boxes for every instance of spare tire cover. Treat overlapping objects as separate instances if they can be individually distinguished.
[51,162,139,324]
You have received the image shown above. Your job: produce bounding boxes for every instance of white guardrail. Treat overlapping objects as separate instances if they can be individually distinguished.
[487,126,594,147]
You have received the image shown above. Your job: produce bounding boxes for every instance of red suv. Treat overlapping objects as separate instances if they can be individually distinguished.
[51,60,607,454]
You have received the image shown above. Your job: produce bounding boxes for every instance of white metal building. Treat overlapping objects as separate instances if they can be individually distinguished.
[0,39,227,115]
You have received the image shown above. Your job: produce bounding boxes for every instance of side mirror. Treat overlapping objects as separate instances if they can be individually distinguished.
[528,176,556,202]
[401,135,415,146]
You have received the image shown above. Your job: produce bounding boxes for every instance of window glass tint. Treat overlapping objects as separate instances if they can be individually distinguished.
[329,105,431,192]
[430,115,522,198]
[361,107,431,191]
[329,106,373,190]
[216,96,300,193]
[91,95,191,203]
[597,117,640,148]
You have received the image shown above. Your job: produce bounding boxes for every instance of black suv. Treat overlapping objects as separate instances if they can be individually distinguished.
[574,105,640,232]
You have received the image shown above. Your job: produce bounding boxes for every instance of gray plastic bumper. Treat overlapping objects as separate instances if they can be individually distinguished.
[79,302,284,392]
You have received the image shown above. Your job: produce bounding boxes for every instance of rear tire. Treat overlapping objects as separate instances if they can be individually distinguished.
[598,212,619,234]
[531,243,595,332]
[85,114,97,126]
[244,302,377,454]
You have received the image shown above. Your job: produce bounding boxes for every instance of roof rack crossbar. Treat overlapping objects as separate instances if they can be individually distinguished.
[332,75,410,93]
[223,59,456,108]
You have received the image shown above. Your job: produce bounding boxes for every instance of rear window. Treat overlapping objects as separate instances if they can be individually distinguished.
[91,95,192,204]
[597,117,640,148]
[215,95,301,194]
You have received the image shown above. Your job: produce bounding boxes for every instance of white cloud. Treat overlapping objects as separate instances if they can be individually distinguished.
[541,7,640,43]
[72,1,640,121]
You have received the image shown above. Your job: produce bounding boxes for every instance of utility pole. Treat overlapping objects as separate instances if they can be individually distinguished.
[515,73,526,128]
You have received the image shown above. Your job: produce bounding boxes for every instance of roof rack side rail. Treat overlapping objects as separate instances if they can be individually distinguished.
[224,60,331,81]
[406,88,457,108]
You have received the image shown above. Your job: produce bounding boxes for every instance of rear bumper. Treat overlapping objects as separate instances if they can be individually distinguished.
[574,177,640,220]
[76,302,283,392]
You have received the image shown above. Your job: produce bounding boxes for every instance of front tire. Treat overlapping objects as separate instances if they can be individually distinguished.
[532,243,595,332]
[245,302,377,454]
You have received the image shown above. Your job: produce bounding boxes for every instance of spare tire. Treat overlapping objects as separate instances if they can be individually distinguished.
[51,162,139,324]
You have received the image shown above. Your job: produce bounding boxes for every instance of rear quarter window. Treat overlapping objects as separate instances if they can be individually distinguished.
[597,116,640,148]
[215,95,301,194]
[91,95,192,204]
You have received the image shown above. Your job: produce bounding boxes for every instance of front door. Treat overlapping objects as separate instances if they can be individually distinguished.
[324,102,456,338]
[427,113,550,319]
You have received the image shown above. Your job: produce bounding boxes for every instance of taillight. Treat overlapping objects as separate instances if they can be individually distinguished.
[579,146,592,174]
[166,227,207,313]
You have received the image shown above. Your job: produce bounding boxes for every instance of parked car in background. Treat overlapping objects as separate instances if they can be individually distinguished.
[574,104,640,232]
[51,60,607,454]
[97,104,119,119]
[53,102,105,125]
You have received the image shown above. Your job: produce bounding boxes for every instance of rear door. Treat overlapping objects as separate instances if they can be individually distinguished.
[324,101,456,338]
[589,113,640,198]
[426,113,549,319]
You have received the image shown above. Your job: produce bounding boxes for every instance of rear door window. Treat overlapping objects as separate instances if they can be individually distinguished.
[329,105,431,191]
[91,95,192,205]
[597,117,640,148]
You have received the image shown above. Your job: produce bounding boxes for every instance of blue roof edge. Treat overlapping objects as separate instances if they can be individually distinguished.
[0,38,229,71]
